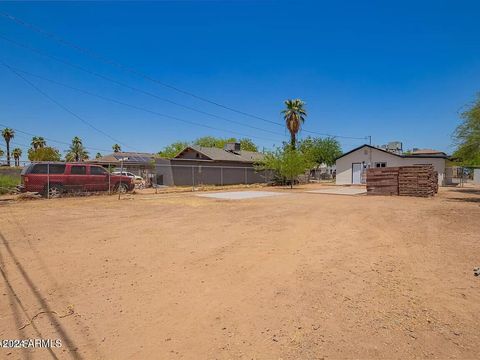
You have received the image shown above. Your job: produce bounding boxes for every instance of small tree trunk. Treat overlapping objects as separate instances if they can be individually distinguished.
[6,141,10,167]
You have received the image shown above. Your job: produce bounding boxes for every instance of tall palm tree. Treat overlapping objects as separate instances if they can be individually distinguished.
[31,136,46,150]
[2,128,15,166]
[65,136,89,162]
[281,99,307,149]
[12,148,22,167]
[112,144,121,153]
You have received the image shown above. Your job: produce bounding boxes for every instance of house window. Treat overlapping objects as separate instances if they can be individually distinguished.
[375,162,387,168]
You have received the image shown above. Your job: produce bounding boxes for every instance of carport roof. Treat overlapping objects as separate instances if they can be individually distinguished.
[89,152,155,164]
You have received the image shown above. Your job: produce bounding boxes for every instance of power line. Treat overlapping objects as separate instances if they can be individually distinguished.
[0,14,368,141]
[0,16,289,139]
[0,12,284,124]
[0,140,31,150]
[2,63,284,143]
[0,123,112,152]
[0,34,287,139]
[1,61,137,151]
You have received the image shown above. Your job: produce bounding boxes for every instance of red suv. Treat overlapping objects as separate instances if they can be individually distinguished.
[20,162,134,197]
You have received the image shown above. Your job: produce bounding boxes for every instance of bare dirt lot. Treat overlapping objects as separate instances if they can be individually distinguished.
[1,185,480,359]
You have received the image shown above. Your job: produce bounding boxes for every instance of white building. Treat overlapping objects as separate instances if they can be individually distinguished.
[336,145,447,185]
[474,169,480,184]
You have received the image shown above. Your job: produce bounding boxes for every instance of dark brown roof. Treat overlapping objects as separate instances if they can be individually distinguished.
[175,145,265,163]
[410,149,447,156]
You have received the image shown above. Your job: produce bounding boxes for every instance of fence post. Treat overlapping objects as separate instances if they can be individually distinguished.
[47,162,50,199]
[192,166,195,192]
[118,160,123,200]
[108,163,111,194]
[221,166,223,186]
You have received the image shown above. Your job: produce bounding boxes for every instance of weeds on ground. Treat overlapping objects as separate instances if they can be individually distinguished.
[0,175,19,194]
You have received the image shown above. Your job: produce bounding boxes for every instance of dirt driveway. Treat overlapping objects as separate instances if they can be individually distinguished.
[1,186,479,359]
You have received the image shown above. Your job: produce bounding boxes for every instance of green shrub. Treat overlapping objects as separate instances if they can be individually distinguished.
[0,175,20,195]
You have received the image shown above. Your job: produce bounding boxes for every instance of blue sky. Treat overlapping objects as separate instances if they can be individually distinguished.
[1,0,479,159]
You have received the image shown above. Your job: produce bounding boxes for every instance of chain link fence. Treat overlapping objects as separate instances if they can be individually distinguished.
[0,160,276,199]
[445,165,480,186]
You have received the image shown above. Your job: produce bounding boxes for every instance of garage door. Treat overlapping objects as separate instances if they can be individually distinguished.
[352,163,362,184]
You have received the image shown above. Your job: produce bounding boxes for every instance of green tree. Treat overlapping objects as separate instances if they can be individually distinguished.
[12,148,22,167]
[238,138,258,152]
[158,141,190,158]
[112,144,121,152]
[257,145,313,188]
[194,136,236,148]
[0,148,4,160]
[2,128,15,166]
[95,152,102,159]
[158,137,259,158]
[28,146,61,161]
[194,136,258,151]
[453,94,480,165]
[281,99,307,149]
[31,136,46,150]
[65,136,89,162]
[298,136,342,166]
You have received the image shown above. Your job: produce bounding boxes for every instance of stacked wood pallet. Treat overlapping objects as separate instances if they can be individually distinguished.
[398,165,437,197]
[366,165,438,197]
[366,167,399,195]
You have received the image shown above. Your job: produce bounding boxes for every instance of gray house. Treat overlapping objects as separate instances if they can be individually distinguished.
[155,143,268,186]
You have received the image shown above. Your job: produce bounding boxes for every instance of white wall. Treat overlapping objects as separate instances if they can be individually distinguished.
[336,146,446,185]
[474,169,480,184]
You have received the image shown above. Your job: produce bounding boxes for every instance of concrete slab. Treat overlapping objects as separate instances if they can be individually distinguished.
[306,187,366,196]
[197,191,285,200]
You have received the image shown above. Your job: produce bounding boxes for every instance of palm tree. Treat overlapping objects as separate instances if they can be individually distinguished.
[31,136,46,150]
[65,136,89,162]
[112,144,121,153]
[95,152,102,159]
[12,148,22,167]
[281,99,307,149]
[0,148,4,161]
[2,128,15,166]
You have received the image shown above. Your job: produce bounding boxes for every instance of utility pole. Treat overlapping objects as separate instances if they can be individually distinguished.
[368,135,372,145]
[118,157,128,199]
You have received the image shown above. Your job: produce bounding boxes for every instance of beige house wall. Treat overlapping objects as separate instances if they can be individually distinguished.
[336,146,446,185]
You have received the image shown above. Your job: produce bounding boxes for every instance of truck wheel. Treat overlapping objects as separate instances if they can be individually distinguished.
[44,184,64,198]
[115,183,129,193]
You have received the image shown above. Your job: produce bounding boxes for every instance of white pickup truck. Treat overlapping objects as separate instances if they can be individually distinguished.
[112,171,145,189]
